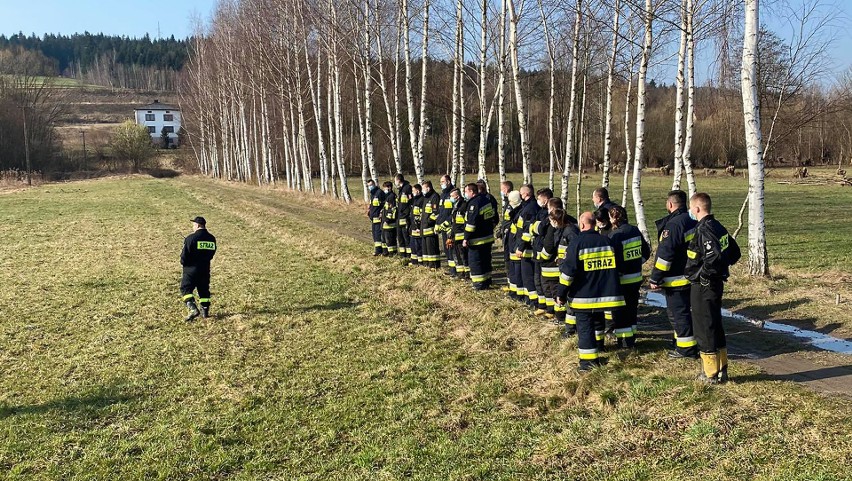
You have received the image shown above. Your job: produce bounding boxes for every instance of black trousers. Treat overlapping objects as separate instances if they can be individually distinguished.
[691,279,726,352]
[371,221,383,254]
[534,262,547,309]
[453,241,469,277]
[468,243,493,288]
[410,235,423,263]
[442,233,453,273]
[610,283,639,348]
[396,223,410,256]
[665,287,697,356]
[520,258,537,306]
[422,235,441,268]
[541,275,560,314]
[382,227,397,254]
[508,259,522,298]
[181,268,211,307]
[575,310,606,368]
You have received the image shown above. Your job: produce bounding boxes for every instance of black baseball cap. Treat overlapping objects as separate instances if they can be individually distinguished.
[191,216,206,226]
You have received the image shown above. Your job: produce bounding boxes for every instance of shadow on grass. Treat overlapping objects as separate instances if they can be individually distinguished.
[722,298,809,316]
[0,386,138,419]
[734,365,852,384]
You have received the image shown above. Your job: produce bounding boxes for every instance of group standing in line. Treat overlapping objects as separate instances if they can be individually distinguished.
[365,175,741,379]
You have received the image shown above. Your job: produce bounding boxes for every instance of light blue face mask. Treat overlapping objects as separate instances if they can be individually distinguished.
[368,185,376,192]
[451,197,458,204]
[689,211,697,221]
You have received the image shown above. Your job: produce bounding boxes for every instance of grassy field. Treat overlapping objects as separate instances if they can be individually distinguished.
[0,176,850,480]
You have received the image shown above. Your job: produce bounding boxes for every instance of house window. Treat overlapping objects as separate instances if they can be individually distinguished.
[162,126,175,134]
[163,114,174,121]
[147,126,156,134]
[145,114,155,121]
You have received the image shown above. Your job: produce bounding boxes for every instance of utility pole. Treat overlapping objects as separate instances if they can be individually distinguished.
[22,106,31,186]
[81,130,87,170]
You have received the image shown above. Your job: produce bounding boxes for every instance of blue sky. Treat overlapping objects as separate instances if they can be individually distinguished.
[0,0,217,39]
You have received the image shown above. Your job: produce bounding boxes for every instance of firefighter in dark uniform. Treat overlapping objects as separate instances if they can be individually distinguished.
[539,208,573,324]
[685,193,741,383]
[421,181,442,269]
[436,175,456,275]
[650,190,699,359]
[448,188,468,278]
[607,205,651,348]
[592,187,623,220]
[394,174,413,260]
[409,184,425,265]
[505,191,523,299]
[366,179,385,256]
[180,216,217,321]
[529,191,556,315]
[381,181,398,255]
[498,180,516,292]
[476,179,500,231]
[513,185,539,307]
[557,212,625,371]
[555,213,581,335]
[463,183,496,290]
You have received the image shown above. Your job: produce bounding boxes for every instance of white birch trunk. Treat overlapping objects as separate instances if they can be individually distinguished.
[374,0,403,175]
[507,0,532,185]
[497,0,508,182]
[477,0,490,185]
[415,0,430,184]
[402,0,420,177]
[632,0,653,242]
[601,0,619,189]
[741,0,769,276]
[682,0,697,197]
[672,0,688,191]
[561,0,582,204]
[538,0,557,191]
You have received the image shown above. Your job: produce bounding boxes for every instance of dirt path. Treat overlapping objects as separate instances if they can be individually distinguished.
[185,179,852,399]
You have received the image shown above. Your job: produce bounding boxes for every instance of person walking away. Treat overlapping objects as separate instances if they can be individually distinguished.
[684,193,741,383]
[650,190,699,359]
[181,216,217,321]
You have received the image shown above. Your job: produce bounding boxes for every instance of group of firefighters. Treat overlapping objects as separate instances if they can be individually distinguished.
[366,175,741,380]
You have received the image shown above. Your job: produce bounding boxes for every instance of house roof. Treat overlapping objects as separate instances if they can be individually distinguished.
[135,100,180,111]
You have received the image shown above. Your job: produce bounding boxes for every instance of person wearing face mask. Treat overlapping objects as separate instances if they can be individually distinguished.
[530,193,558,316]
[366,179,386,256]
[540,208,577,330]
[409,184,425,265]
[504,190,523,299]
[650,190,699,359]
[449,188,469,278]
[513,185,539,306]
[607,205,651,348]
[420,181,442,269]
[435,175,456,275]
[498,181,516,289]
[381,181,398,256]
[593,207,612,236]
[463,183,496,290]
[684,193,741,384]
[394,174,413,262]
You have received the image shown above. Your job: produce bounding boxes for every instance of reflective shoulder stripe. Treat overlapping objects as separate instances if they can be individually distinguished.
[622,236,643,249]
[684,228,696,242]
[578,246,615,260]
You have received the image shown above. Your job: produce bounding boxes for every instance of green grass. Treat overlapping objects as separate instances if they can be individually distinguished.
[0,176,850,480]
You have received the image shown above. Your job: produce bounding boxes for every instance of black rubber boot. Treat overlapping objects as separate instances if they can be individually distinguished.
[200,306,210,319]
[185,301,200,321]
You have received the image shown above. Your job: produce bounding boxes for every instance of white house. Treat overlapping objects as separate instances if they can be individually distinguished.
[134,100,182,147]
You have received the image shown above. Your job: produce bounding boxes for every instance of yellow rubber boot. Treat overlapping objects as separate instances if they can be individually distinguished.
[699,352,720,384]
[718,348,729,383]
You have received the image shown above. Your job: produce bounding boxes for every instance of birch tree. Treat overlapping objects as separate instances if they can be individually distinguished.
[632,0,653,242]
[741,0,768,275]
[507,0,532,185]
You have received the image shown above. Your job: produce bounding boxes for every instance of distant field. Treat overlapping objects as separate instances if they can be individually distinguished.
[0,176,849,480]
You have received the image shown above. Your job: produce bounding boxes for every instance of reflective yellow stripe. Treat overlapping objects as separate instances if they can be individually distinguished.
[676,336,697,348]
[568,297,627,309]
[470,235,494,245]
[619,272,643,284]
[198,298,210,303]
[181,294,194,301]
[559,273,573,286]
[614,328,634,338]
[687,249,697,259]
[661,275,690,288]
[578,349,599,360]
[655,258,672,271]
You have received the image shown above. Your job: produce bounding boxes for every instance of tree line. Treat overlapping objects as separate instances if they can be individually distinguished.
[0,32,188,90]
